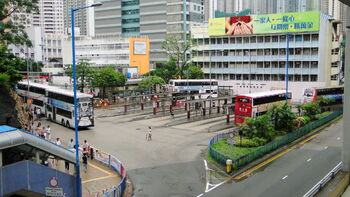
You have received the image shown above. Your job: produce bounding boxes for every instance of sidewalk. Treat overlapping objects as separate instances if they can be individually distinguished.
[47,146,122,196]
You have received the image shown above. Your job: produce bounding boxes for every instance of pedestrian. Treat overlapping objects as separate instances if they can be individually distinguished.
[82,140,89,155]
[31,109,35,120]
[82,153,88,173]
[68,138,75,149]
[29,122,34,133]
[65,160,69,171]
[41,126,46,138]
[35,107,41,120]
[46,125,51,140]
[147,126,152,141]
[55,138,61,146]
[170,110,175,119]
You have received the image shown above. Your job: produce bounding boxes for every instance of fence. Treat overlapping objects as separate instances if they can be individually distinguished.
[92,147,127,197]
[209,110,343,170]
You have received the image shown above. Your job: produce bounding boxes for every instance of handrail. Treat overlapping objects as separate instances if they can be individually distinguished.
[303,162,342,197]
[90,145,127,197]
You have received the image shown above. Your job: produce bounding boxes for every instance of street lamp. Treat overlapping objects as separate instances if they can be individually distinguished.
[71,2,102,197]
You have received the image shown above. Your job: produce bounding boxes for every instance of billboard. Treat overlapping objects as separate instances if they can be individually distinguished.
[134,41,146,55]
[208,11,320,36]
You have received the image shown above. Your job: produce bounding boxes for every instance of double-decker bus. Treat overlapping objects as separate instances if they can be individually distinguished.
[303,86,343,103]
[16,81,94,129]
[16,82,47,114]
[168,79,218,99]
[234,90,292,124]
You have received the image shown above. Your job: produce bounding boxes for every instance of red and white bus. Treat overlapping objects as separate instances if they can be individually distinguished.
[234,90,292,125]
[303,86,343,103]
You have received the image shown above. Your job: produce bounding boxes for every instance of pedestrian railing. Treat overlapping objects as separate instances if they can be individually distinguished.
[91,147,127,197]
[303,162,342,197]
[209,110,343,170]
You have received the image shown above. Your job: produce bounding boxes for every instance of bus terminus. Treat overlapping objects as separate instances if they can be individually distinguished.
[168,79,219,99]
[16,81,94,129]
[234,90,292,125]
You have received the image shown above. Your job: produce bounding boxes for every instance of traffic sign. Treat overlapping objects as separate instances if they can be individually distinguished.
[49,177,58,187]
[45,187,63,197]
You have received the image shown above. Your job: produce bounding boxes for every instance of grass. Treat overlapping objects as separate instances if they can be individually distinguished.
[211,140,258,160]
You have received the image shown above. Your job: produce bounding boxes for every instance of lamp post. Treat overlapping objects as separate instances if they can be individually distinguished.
[285,33,291,102]
[71,2,102,197]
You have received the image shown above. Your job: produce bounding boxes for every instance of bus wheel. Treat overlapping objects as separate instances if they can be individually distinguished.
[66,121,70,128]
[61,119,65,126]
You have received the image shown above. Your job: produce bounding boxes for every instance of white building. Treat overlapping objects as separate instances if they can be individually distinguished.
[8,26,44,63]
[62,35,131,70]
[191,12,341,102]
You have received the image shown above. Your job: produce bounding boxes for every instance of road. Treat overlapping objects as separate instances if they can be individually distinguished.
[203,119,343,197]
[42,109,224,197]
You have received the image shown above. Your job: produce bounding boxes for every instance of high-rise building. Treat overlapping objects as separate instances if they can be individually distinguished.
[94,0,204,65]
[32,0,64,35]
[63,0,95,36]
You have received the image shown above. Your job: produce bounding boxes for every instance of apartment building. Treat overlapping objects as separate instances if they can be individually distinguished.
[191,11,341,101]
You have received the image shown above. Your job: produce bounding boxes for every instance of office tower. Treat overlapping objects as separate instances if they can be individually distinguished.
[94,0,204,65]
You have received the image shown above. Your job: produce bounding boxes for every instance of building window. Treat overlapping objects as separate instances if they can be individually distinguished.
[311,75,318,81]
[294,75,301,81]
[302,75,309,81]
[331,75,338,81]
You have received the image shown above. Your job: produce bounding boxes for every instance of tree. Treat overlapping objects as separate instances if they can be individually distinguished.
[300,102,320,120]
[161,36,192,78]
[147,59,177,82]
[0,0,39,46]
[240,115,276,141]
[139,76,165,90]
[268,103,297,133]
[0,45,25,87]
[65,60,96,92]
[186,65,204,79]
[92,66,126,98]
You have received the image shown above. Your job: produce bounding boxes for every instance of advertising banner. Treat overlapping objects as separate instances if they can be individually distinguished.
[208,11,320,36]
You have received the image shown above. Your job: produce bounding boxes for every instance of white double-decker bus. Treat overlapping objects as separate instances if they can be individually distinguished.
[168,79,218,99]
[16,82,47,114]
[16,81,94,129]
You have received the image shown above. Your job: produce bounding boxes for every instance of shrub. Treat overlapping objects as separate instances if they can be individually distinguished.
[251,137,268,146]
[234,136,260,147]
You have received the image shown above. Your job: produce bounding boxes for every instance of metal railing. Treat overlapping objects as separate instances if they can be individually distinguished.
[91,146,127,197]
[303,162,342,197]
[209,110,343,170]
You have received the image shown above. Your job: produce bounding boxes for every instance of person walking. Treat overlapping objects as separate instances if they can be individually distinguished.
[147,126,152,141]
[35,122,42,136]
[82,153,88,173]
[41,127,46,139]
[68,138,75,149]
[46,125,51,140]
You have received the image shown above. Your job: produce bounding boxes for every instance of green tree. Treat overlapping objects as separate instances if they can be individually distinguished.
[139,76,165,90]
[268,103,297,133]
[0,45,25,87]
[317,96,336,106]
[147,59,177,82]
[161,36,192,78]
[186,65,204,79]
[240,115,276,141]
[65,60,96,92]
[0,0,39,46]
[300,102,320,120]
[92,66,126,98]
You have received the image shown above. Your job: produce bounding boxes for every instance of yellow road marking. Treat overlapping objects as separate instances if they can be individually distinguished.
[82,175,118,184]
[88,163,114,176]
[233,132,321,180]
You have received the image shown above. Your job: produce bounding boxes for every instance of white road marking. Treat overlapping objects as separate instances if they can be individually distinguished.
[206,180,227,193]
[196,194,204,197]
[307,158,312,162]
[324,146,329,149]
[204,160,209,192]
[282,175,288,180]
[337,137,341,140]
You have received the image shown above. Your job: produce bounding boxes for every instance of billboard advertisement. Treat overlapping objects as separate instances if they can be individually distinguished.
[134,41,146,55]
[208,11,320,36]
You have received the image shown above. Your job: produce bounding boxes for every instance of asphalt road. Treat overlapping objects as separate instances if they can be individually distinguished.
[203,119,343,197]
[41,109,220,197]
